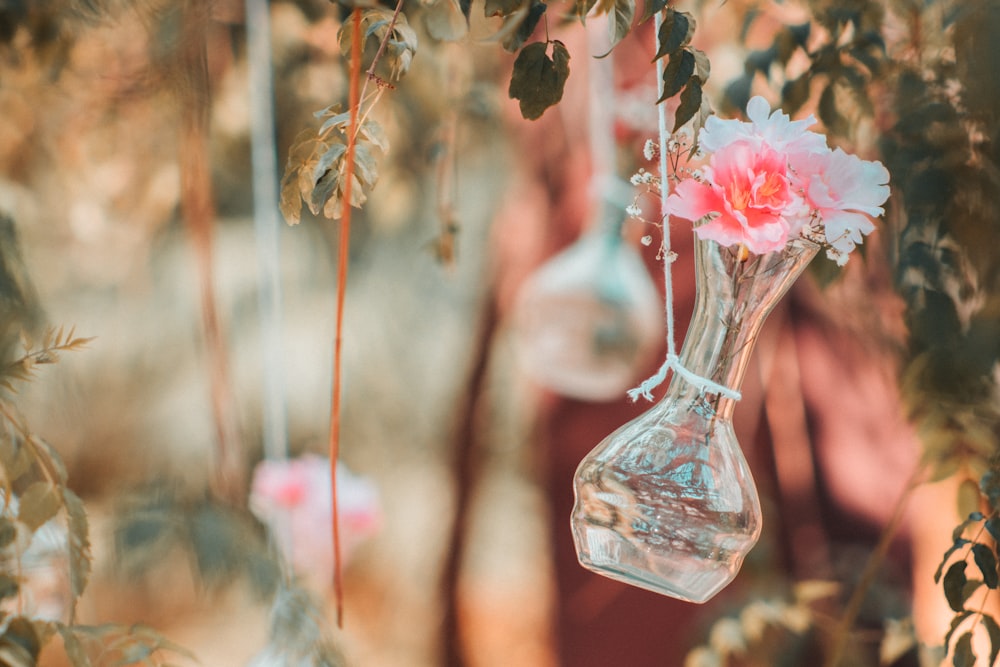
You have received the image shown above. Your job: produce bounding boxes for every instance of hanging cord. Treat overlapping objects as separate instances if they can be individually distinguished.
[586,18,616,218]
[626,14,741,403]
[246,0,289,461]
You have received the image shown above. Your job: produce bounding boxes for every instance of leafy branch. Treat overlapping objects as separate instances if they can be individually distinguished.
[279,3,410,226]
[0,322,202,666]
[935,502,1000,666]
[1,327,93,395]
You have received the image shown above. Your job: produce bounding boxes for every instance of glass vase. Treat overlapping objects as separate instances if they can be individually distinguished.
[512,221,661,402]
[571,236,819,602]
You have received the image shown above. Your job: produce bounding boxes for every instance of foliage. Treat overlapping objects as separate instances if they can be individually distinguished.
[112,482,348,666]
[725,4,885,140]
[934,473,1000,667]
[878,0,1000,482]
[508,40,570,120]
[683,581,918,667]
[0,328,195,666]
[281,0,714,226]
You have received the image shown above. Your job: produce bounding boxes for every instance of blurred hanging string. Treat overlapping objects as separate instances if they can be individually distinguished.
[178,0,246,500]
[587,20,615,214]
[626,13,742,403]
[586,20,636,227]
[245,0,289,461]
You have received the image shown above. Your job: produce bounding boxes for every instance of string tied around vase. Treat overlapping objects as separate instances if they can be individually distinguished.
[627,353,743,402]
[626,10,743,405]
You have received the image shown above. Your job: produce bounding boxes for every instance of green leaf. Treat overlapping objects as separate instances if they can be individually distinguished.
[17,482,60,532]
[944,561,969,611]
[62,488,91,607]
[982,614,1000,666]
[972,543,999,588]
[691,47,710,82]
[33,438,68,485]
[0,574,19,601]
[359,119,389,153]
[279,129,318,226]
[781,74,811,116]
[605,0,635,50]
[744,47,776,76]
[317,110,351,136]
[945,611,974,650]
[953,513,985,543]
[653,9,689,60]
[0,517,17,548]
[658,49,694,101]
[57,625,93,667]
[501,0,545,52]
[819,83,848,136]
[953,631,975,667]
[423,0,469,40]
[985,516,1000,544]
[934,533,970,584]
[638,0,667,24]
[569,0,598,22]
[981,471,1000,511]
[508,40,571,120]
[0,438,32,484]
[673,77,703,132]
[352,143,380,188]
[312,143,348,186]
[485,0,522,17]
[2,617,42,666]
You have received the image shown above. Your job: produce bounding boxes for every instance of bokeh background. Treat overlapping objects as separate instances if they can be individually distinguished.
[1,0,998,665]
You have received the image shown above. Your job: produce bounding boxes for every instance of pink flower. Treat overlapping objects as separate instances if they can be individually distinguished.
[249,455,381,587]
[666,140,807,254]
[795,148,890,264]
[662,95,890,263]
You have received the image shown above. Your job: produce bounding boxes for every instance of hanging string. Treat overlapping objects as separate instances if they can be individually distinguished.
[626,14,742,403]
[586,19,616,217]
[246,0,289,461]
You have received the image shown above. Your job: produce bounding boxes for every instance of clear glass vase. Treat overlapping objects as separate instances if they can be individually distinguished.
[571,236,819,602]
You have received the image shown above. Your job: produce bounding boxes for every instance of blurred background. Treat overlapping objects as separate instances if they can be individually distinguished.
[1,0,998,665]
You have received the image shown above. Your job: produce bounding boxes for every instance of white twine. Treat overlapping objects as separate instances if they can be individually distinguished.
[247,0,290,459]
[626,13,742,403]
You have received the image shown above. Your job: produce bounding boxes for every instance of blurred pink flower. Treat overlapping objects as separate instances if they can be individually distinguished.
[250,455,381,587]
[667,141,807,254]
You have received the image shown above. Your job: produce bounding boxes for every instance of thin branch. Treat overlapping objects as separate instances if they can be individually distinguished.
[327,6,364,631]
[823,462,928,667]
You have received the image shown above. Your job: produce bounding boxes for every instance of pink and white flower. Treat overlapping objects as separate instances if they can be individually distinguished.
[795,147,890,264]
[665,96,890,262]
[667,141,807,253]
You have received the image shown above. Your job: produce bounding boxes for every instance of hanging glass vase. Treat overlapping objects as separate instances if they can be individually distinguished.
[571,235,819,602]
[512,211,662,402]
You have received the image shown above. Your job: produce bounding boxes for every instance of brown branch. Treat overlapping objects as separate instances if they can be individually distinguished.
[327,6,364,630]
[823,463,927,667]
[177,0,244,504]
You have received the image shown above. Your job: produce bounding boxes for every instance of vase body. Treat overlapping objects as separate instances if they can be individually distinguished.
[571,237,818,602]
[513,226,661,401]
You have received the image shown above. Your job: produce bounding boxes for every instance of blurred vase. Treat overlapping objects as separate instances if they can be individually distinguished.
[512,218,661,402]
[571,236,818,602]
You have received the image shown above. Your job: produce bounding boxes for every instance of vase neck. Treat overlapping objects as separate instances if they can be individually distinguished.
[665,238,819,420]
